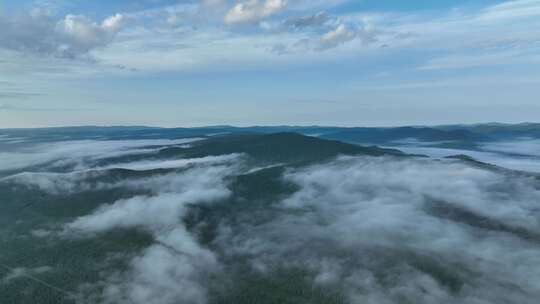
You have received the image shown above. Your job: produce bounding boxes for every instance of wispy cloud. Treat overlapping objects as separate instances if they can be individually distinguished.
[0,93,44,100]
[0,102,90,112]
[96,153,242,171]
[0,137,205,172]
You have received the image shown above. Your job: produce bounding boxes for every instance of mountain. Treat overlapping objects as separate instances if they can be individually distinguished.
[318,127,485,145]
[96,132,406,168]
[2,123,538,145]
[159,132,405,163]
[437,123,540,139]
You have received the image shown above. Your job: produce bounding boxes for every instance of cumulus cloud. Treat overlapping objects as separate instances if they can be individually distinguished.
[214,155,540,303]
[2,0,539,74]
[0,10,125,59]
[318,20,378,51]
[318,24,358,50]
[225,0,287,24]
[56,14,125,58]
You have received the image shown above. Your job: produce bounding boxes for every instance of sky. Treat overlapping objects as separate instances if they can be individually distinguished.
[0,0,539,128]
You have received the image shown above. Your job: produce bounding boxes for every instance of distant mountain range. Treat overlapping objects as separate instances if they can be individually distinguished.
[2,123,539,147]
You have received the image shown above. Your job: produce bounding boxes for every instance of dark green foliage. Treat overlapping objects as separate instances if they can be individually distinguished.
[102,132,403,167]
[210,267,347,304]
[320,127,484,144]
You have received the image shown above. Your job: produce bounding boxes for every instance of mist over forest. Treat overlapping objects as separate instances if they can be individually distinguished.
[2,124,540,304]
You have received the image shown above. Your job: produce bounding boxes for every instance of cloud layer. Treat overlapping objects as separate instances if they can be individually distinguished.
[4,133,540,303]
[213,156,540,303]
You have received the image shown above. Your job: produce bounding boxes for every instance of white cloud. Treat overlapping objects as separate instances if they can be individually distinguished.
[481,138,540,157]
[1,153,243,198]
[384,139,540,173]
[102,14,125,32]
[268,16,380,54]
[102,228,218,304]
[0,11,126,59]
[282,156,540,230]
[97,153,241,171]
[65,164,234,234]
[6,134,540,302]
[2,266,53,284]
[63,159,241,304]
[479,0,540,21]
[2,170,109,194]
[30,229,52,238]
[0,137,204,172]
[215,155,540,303]
[225,0,287,24]
[318,24,357,50]
[56,13,126,58]
[2,0,540,75]
[377,0,540,70]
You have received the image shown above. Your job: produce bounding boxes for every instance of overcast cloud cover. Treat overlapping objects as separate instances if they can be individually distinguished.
[0,0,539,127]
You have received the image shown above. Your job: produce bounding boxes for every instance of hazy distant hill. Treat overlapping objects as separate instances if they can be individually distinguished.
[437,123,540,139]
[96,133,405,168]
[318,127,485,144]
[2,123,538,145]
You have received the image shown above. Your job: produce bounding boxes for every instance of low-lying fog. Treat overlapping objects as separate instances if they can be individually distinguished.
[386,138,540,173]
[2,134,540,304]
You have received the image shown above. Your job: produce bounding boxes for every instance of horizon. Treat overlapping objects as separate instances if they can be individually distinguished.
[2,121,540,130]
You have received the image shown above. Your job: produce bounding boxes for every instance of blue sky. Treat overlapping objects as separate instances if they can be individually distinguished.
[0,0,539,127]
